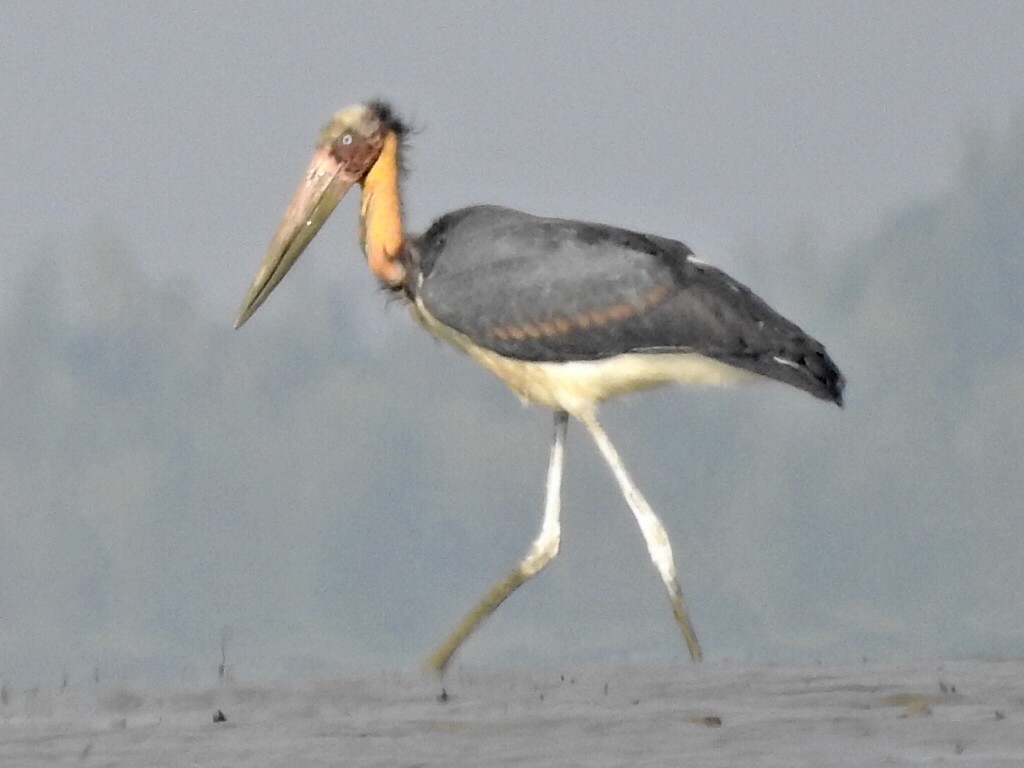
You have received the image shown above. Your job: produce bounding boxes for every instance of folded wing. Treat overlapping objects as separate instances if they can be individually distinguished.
[413,206,844,404]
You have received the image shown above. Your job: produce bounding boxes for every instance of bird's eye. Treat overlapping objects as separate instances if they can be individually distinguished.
[340,133,354,145]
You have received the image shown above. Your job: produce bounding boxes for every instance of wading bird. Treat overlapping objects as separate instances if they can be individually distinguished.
[235,102,844,674]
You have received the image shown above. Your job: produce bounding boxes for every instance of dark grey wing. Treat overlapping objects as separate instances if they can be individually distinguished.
[412,206,844,404]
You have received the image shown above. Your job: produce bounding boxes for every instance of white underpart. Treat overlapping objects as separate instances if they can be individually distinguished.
[526,354,757,415]
[520,411,567,577]
[413,294,757,416]
[577,410,688,621]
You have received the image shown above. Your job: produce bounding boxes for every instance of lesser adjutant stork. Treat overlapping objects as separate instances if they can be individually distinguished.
[235,101,845,674]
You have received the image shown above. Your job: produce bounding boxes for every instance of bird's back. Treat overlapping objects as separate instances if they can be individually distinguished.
[407,206,844,405]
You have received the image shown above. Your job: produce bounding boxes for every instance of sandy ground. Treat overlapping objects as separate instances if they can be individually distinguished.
[2,658,1023,766]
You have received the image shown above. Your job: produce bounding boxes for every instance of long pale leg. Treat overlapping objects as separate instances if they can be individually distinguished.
[425,410,569,675]
[577,410,703,661]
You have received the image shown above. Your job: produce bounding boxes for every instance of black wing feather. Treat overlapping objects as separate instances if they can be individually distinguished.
[411,206,844,404]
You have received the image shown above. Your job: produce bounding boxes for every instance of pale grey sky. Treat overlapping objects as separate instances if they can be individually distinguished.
[3,3,1021,305]
[1,3,1023,684]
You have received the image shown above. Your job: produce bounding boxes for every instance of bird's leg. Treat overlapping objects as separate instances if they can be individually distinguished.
[577,410,703,662]
[425,410,569,675]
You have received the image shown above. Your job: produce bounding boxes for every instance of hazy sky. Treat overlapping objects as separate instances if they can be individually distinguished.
[1,3,1023,684]
[3,3,1022,307]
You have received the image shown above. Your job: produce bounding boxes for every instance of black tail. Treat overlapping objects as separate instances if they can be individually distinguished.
[726,338,845,406]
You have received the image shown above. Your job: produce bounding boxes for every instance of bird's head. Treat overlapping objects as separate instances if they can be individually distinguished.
[235,101,407,329]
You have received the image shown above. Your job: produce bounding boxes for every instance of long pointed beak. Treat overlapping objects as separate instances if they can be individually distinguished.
[234,146,356,329]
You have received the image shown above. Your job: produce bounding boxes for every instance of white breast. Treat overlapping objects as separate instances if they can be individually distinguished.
[411,299,755,417]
